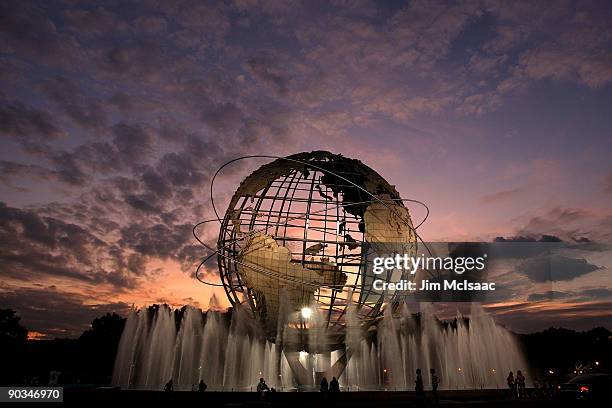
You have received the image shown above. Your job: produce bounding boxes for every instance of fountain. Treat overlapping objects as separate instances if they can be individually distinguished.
[112,302,527,391]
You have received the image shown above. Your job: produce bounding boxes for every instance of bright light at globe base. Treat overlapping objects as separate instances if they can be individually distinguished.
[301,307,312,319]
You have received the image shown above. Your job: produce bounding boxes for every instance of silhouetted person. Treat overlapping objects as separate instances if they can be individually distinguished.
[257,377,269,398]
[329,376,340,392]
[164,379,173,392]
[198,380,207,392]
[507,371,515,397]
[430,368,439,405]
[320,377,329,392]
[516,370,526,398]
[415,368,425,403]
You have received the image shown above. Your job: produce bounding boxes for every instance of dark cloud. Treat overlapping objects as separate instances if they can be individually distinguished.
[479,188,523,204]
[0,98,65,151]
[487,301,612,333]
[494,234,563,242]
[245,52,290,95]
[0,286,131,338]
[140,167,172,199]
[158,117,189,142]
[124,194,159,213]
[50,151,89,185]
[63,7,128,36]
[0,161,54,186]
[201,102,244,131]
[111,123,153,163]
[95,39,198,83]
[0,1,82,67]
[518,254,602,282]
[519,208,593,236]
[578,288,612,300]
[539,235,563,242]
[16,124,157,191]
[173,1,230,42]
[0,202,137,289]
[40,76,107,129]
[4,140,128,189]
[488,235,566,259]
[514,207,612,242]
[69,141,123,175]
[527,288,612,302]
[156,151,208,187]
[527,290,573,301]
[100,41,161,79]
[119,223,193,261]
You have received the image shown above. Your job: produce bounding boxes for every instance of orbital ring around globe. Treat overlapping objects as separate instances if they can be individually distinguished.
[193,152,438,346]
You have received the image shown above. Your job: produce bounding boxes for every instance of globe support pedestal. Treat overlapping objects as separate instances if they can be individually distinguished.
[284,349,349,389]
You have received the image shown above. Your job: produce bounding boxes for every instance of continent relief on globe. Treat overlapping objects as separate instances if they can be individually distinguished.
[236,198,415,332]
[237,232,347,333]
[359,198,418,304]
[363,199,416,244]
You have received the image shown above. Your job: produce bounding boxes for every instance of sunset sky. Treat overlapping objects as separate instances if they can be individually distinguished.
[1,0,611,338]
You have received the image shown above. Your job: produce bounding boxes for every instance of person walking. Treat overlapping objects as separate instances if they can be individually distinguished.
[329,376,340,392]
[430,368,439,405]
[506,371,515,397]
[415,368,425,404]
[257,377,269,399]
[516,370,526,398]
[320,377,329,392]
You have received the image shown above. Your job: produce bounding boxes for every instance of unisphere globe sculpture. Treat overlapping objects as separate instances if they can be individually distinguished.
[216,151,419,352]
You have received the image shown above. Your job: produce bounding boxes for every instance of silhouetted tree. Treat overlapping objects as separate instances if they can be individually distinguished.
[0,309,28,385]
[0,309,28,343]
[79,313,125,344]
[521,327,612,379]
[1,311,126,385]
[78,313,126,383]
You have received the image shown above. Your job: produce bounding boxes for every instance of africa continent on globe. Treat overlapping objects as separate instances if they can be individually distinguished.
[217,151,418,350]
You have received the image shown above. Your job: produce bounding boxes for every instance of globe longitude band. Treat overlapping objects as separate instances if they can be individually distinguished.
[193,152,438,347]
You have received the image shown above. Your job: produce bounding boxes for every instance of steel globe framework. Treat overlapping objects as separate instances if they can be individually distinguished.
[212,151,422,350]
